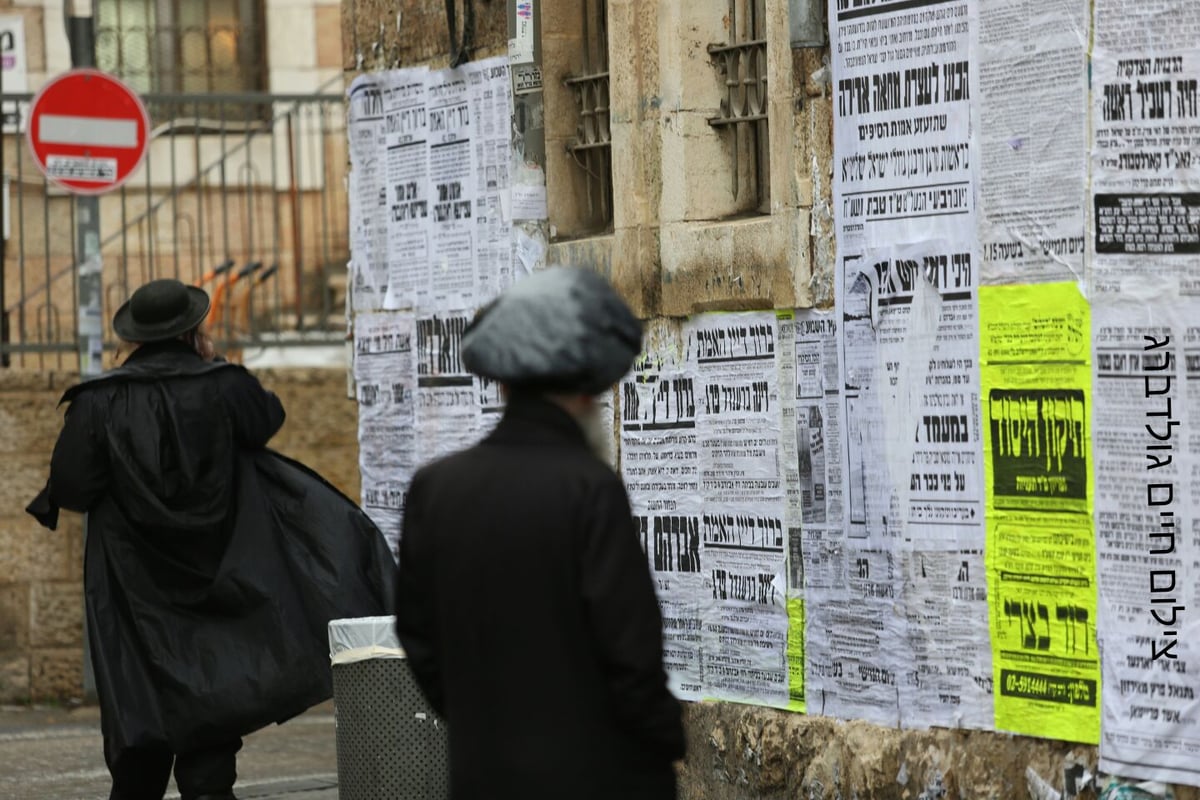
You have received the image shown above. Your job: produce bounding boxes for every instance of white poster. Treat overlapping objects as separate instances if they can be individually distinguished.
[687,312,789,707]
[381,67,431,311]
[1094,291,1200,784]
[415,311,481,465]
[1091,1,1200,290]
[978,0,1089,284]
[620,321,704,701]
[353,311,417,557]
[426,67,477,312]
[0,16,26,133]
[1091,3,1200,782]
[467,57,518,304]
[829,0,989,729]
[347,76,388,312]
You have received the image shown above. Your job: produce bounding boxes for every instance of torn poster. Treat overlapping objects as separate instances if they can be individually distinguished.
[353,310,417,557]
[624,319,705,700]
[687,312,789,707]
[381,67,431,311]
[978,0,1089,284]
[776,310,805,713]
[426,67,477,312]
[620,320,704,701]
[347,75,388,312]
[415,311,481,465]
[467,57,518,304]
[830,0,987,731]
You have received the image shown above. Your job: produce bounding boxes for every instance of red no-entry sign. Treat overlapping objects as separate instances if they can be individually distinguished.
[26,68,150,195]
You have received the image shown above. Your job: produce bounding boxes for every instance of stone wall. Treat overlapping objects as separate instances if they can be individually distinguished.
[0,367,358,702]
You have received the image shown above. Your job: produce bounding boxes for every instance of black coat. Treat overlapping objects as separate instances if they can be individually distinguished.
[395,394,686,800]
[27,341,395,758]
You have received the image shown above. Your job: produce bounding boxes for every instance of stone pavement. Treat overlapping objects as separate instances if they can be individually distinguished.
[0,701,341,799]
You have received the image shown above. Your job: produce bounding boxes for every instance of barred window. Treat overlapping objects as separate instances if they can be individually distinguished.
[709,0,770,215]
[95,0,267,96]
[564,0,613,233]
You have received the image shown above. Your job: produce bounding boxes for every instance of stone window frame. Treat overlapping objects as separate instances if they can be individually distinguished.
[563,0,614,234]
[707,0,771,216]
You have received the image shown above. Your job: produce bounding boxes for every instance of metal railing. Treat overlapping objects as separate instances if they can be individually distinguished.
[708,0,770,213]
[0,88,348,369]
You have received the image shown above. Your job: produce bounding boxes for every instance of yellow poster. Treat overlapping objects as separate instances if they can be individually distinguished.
[980,282,1099,744]
[787,597,806,713]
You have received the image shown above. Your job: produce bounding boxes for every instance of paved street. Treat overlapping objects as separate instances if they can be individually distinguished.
[0,701,340,799]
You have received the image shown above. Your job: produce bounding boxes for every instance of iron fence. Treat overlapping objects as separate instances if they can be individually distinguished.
[0,90,349,369]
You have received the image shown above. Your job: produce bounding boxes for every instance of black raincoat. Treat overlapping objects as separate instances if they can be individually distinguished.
[27,341,395,759]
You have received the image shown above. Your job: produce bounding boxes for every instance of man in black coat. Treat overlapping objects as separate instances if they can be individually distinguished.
[28,279,395,800]
[394,266,686,800]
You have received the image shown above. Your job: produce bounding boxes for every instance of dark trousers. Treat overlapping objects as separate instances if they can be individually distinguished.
[106,737,242,800]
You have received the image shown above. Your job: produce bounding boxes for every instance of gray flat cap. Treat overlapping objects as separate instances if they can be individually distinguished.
[462,266,642,395]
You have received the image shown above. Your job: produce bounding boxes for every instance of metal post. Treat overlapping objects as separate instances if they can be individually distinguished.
[68,8,102,378]
[67,0,100,703]
[0,40,8,368]
[508,0,549,272]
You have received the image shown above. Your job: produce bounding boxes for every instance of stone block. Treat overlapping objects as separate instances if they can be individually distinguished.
[547,235,614,284]
[9,6,44,73]
[790,207,816,309]
[29,582,82,649]
[541,33,589,142]
[0,523,30,584]
[610,225,659,319]
[315,5,345,68]
[0,517,84,587]
[661,216,790,316]
[0,655,29,702]
[658,111,737,223]
[656,3,725,112]
[30,647,81,702]
[545,136,594,240]
[0,584,29,651]
[539,0,585,39]
[0,393,65,454]
[267,5,318,70]
[806,94,834,187]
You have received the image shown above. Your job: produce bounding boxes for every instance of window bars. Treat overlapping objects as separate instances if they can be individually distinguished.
[708,0,770,213]
[95,0,267,102]
[564,0,614,233]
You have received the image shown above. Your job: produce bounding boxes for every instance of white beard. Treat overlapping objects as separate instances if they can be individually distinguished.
[576,401,614,466]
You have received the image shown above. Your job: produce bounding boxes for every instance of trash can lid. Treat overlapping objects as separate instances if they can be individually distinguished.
[328,615,406,664]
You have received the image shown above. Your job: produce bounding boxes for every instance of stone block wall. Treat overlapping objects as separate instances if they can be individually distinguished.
[0,367,359,703]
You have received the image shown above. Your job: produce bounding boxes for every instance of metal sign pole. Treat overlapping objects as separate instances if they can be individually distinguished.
[68,9,103,380]
[67,1,100,702]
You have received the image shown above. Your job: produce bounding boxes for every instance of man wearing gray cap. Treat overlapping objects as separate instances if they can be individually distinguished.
[394,266,686,799]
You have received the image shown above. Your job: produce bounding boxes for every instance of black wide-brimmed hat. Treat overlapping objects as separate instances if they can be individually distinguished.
[112,279,211,343]
[461,266,643,396]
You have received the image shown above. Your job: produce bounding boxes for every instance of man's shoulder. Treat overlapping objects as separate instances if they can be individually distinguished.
[61,358,241,405]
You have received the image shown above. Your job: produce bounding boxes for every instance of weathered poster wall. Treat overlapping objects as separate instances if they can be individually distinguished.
[343,0,1200,787]
[1091,0,1200,786]
[348,58,516,556]
[829,0,993,729]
